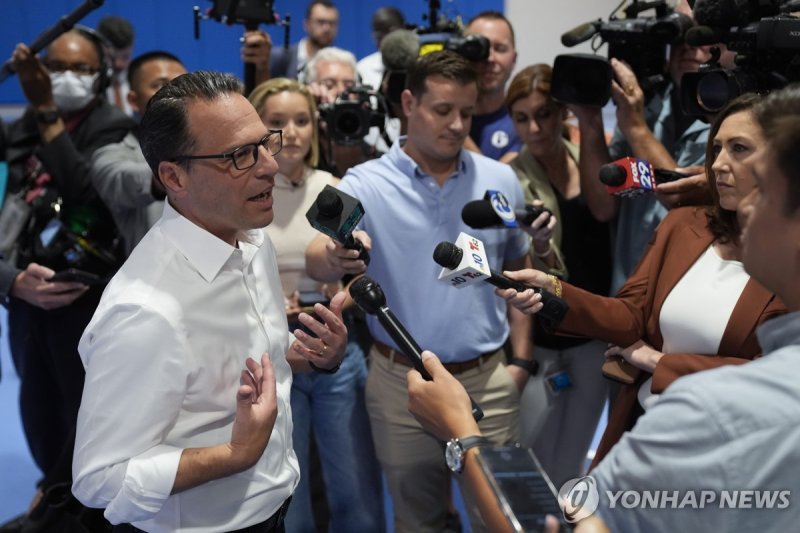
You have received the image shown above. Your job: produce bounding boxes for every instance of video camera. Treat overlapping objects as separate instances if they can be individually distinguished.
[680,0,800,115]
[415,0,489,61]
[319,86,388,145]
[552,0,693,106]
[193,1,290,94]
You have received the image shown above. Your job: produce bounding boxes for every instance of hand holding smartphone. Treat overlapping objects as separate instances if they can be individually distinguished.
[49,268,105,286]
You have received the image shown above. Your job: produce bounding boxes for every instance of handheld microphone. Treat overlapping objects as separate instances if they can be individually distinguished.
[561,20,602,47]
[598,157,688,198]
[433,235,569,326]
[306,185,370,264]
[462,200,551,230]
[349,275,484,422]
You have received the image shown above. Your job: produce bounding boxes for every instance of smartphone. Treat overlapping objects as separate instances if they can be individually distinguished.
[474,445,570,532]
[298,290,330,307]
[601,356,641,384]
[49,268,105,285]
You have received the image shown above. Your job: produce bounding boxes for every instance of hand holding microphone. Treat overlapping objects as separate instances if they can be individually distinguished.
[306,185,371,274]
[349,275,484,421]
[432,234,569,326]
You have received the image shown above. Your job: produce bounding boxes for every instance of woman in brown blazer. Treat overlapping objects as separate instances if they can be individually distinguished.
[501,93,788,467]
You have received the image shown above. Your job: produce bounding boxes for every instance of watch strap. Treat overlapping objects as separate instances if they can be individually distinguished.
[458,435,491,452]
[35,108,60,124]
[509,357,539,375]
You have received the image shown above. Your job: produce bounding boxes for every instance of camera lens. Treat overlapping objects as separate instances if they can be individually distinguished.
[335,109,361,136]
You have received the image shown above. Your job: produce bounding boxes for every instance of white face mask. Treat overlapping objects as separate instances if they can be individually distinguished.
[50,70,99,112]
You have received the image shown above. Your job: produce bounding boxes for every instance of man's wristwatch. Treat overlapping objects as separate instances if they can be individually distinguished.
[508,357,539,376]
[35,107,60,124]
[445,435,491,474]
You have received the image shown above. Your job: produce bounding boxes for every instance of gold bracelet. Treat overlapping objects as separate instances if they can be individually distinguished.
[548,274,563,298]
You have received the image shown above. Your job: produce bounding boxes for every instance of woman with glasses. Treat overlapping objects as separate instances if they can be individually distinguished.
[248,78,384,533]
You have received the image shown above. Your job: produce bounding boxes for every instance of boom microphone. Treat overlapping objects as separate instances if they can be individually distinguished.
[561,20,602,47]
[462,200,551,230]
[0,0,105,83]
[349,275,484,421]
[306,185,370,265]
[433,235,569,326]
[599,157,688,198]
[684,25,726,47]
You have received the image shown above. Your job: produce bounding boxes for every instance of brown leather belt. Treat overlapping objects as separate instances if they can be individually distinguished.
[373,340,502,375]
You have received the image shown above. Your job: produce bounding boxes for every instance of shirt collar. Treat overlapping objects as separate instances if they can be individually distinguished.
[388,136,469,180]
[159,201,264,282]
[757,311,800,354]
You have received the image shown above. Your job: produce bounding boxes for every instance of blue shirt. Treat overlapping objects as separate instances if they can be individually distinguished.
[609,83,710,293]
[470,106,522,161]
[338,138,529,362]
[593,311,800,532]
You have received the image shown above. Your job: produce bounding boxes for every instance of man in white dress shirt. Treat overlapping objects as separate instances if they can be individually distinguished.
[72,70,348,532]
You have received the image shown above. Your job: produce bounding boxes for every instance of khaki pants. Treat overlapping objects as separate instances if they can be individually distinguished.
[366,346,520,533]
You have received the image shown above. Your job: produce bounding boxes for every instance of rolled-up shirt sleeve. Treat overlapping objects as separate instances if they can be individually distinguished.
[73,303,189,523]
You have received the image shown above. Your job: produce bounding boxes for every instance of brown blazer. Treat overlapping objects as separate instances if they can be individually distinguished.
[554,207,787,467]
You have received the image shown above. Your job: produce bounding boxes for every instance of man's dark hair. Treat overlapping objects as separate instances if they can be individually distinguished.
[704,92,762,245]
[128,50,184,88]
[97,15,135,49]
[305,1,337,20]
[755,84,800,214]
[467,10,516,48]
[372,6,405,34]
[139,71,243,176]
[406,50,477,98]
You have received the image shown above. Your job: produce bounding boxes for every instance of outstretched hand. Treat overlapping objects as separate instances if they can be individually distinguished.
[229,352,278,470]
[407,351,480,441]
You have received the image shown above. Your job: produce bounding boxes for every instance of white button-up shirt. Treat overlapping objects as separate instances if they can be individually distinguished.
[73,201,298,532]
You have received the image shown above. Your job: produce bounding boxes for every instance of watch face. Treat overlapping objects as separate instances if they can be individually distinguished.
[445,440,463,473]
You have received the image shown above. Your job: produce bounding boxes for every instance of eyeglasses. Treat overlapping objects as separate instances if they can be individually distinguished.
[318,78,357,93]
[44,61,99,76]
[173,130,283,170]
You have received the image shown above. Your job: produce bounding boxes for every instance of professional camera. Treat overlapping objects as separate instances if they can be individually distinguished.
[552,0,693,106]
[413,0,490,61]
[318,86,388,145]
[679,0,800,115]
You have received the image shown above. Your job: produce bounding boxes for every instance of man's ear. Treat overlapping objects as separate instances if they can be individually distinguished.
[127,90,140,115]
[400,89,415,119]
[158,161,188,197]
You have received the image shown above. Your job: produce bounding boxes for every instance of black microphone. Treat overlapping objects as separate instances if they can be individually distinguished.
[561,20,602,47]
[306,185,370,265]
[461,199,551,229]
[433,241,569,326]
[0,0,105,83]
[349,275,484,422]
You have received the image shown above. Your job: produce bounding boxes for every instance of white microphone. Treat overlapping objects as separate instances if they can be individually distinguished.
[434,232,492,289]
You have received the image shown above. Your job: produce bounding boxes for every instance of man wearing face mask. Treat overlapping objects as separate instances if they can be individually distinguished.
[1,28,133,529]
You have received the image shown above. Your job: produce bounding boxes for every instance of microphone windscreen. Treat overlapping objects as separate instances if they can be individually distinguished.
[599,164,627,186]
[381,29,419,71]
[684,25,722,46]
[693,0,752,27]
[461,200,502,229]
[349,275,385,314]
[561,21,599,47]
[317,188,343,217]
[432,241,462,269]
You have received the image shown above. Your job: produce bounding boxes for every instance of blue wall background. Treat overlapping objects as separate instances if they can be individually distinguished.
[0,0,502,104]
